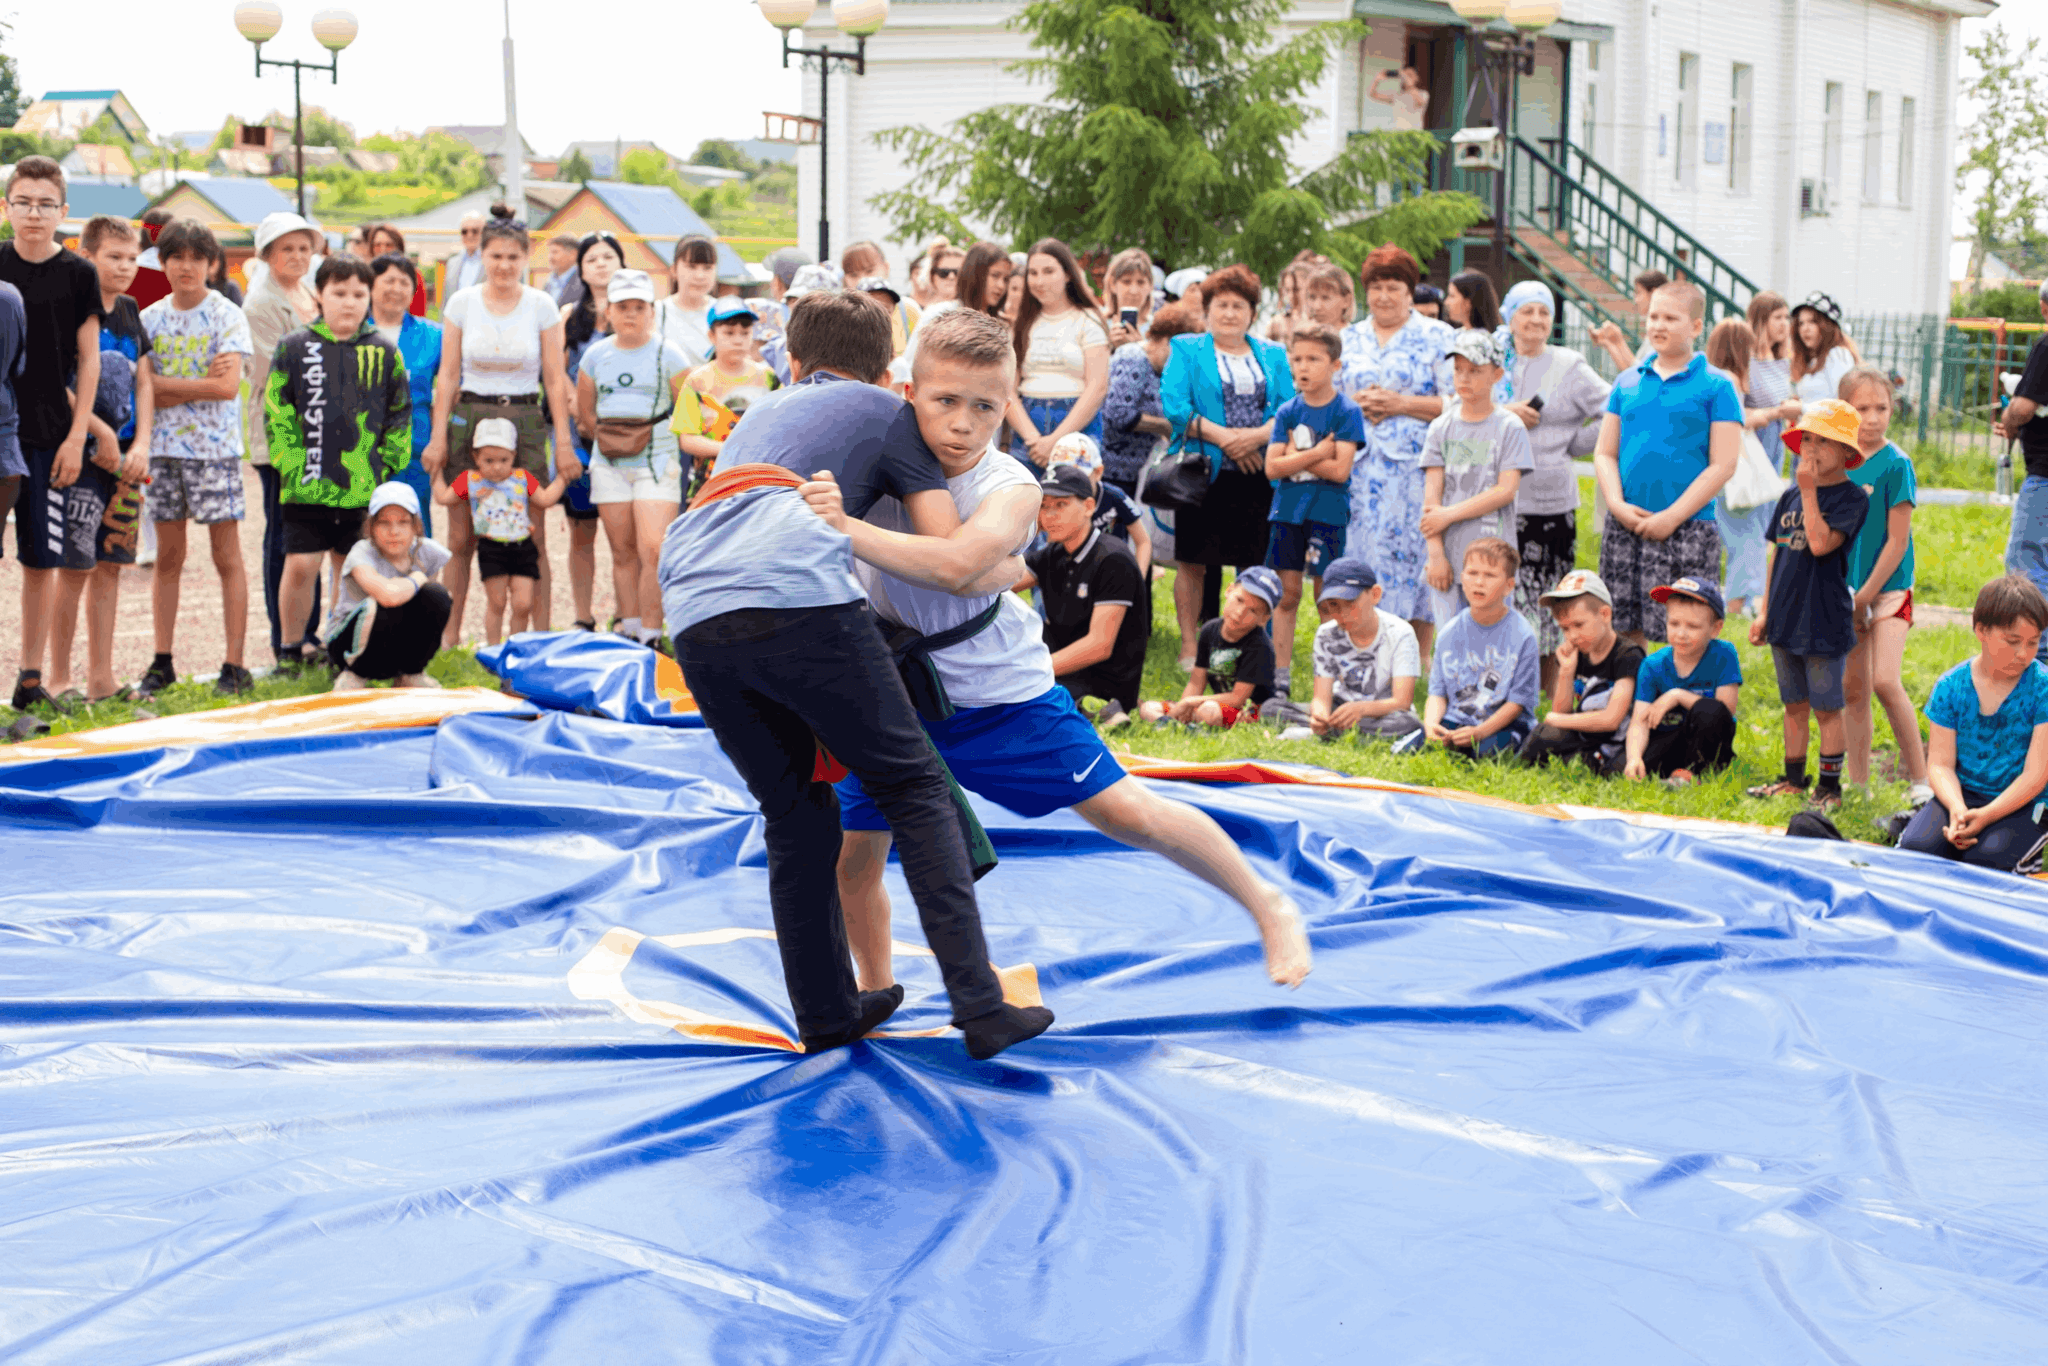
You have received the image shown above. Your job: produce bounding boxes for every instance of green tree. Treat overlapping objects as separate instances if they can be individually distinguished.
[393,131,492,194]
[870,0,1483,281]
[265,104,356,150]
[620,147,682,191]
[1957,25,2048,284]
[0,23,27,128]
[557,148,594,183]
[690,138,759,175]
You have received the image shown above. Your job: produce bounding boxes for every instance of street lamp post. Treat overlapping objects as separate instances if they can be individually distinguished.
[1449,0,1559,286]
[758,0,889,263]
[232,2,360,218]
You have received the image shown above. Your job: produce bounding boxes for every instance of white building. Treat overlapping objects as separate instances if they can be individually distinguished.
[792,0,1989,318]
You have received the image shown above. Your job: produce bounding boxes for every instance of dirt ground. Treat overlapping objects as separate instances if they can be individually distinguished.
[0,465,629,688]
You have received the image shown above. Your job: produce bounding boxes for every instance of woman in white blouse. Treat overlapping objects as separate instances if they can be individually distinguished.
[421,205,578,642]
[1006,237,1110,467]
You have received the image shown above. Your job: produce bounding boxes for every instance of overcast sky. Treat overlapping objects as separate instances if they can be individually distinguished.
[7,0,805,155]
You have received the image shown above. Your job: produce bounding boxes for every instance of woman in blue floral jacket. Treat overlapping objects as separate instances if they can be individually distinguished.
[1338,244,1454,657]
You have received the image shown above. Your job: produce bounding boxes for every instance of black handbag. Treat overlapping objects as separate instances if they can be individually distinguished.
[1140,438,1210,514]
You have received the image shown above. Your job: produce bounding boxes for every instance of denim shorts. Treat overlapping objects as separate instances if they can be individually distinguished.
[1771,646,1848,712]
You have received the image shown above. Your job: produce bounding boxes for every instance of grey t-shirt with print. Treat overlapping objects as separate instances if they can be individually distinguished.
[1312,611,1421,708]
[1421,405,1534,568]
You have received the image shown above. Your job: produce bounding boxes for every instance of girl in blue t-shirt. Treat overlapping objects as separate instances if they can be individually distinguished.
[1897,575,2048,872]
[1839,366,1929,803]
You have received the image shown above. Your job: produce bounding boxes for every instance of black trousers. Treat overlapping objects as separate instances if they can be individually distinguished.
[675,601,1003,1038]
[258,464,322,657]
[1639,698,1737,777]
[326,582,450,679]
[1518,721,1615,773]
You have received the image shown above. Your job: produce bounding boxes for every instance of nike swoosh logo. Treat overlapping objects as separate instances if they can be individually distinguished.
[1072,754,1105,783]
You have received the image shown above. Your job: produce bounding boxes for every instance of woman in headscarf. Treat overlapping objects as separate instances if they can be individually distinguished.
[1497,280,1611,675]
[1338,244,1452,656]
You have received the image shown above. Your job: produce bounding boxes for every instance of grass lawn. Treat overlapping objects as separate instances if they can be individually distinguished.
[2,483,2014,846]
[1115,480,2001,839]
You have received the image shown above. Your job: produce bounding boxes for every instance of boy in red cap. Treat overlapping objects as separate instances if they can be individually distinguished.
[1747,397,1870,809]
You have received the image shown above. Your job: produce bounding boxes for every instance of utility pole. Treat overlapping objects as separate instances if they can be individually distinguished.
[502,0,523,214]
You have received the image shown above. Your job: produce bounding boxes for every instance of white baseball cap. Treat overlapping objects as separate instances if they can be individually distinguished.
[608,268,656,306]
[254,211,320,259]
[473,417,519,452]
[367,481,420,519]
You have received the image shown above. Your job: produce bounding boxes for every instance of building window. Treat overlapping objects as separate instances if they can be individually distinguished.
[1676,52,1699,187]
[1898,96,1916,206]
[1729,63,1753,194]
[1863,91,1883,202]
[1580,42,1601,158]
[1822,82,1843,193]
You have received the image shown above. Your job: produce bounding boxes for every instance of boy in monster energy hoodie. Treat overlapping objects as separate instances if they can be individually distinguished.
[265,255,411,669]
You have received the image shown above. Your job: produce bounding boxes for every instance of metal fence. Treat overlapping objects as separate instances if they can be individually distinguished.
[1841,313,2034,486]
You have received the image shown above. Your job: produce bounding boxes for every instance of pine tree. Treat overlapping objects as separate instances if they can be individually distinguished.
[557,148,594,183]
[869,0,1483,280]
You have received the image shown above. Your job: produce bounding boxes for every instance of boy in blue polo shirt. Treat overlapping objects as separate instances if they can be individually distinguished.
[1263,321,1362,696]
[1591,280,1743,645]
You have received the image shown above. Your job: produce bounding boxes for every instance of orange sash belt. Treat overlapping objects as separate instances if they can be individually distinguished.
[679,462,846,784]
[687,462,804,512]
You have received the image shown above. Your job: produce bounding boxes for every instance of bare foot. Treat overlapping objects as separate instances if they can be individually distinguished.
[1253,886,1312,988]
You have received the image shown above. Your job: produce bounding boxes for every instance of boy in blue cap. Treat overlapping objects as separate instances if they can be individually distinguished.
[1622,575,1742,782]
[1301,555,1423,741]
[1139,565,1283,728]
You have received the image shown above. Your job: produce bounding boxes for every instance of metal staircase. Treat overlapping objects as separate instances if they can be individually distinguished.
[1502,136,1759,336]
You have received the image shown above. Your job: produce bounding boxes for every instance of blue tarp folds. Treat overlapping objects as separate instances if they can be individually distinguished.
[4,699,2048,1361]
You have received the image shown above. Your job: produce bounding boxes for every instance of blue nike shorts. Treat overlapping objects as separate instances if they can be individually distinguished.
[836,684,1124,826]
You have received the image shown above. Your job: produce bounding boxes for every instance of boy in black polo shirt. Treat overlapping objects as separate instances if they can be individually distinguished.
[0,156,104,712]
[1020,464,1148,718]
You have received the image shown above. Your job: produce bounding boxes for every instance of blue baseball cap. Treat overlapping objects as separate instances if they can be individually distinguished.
[708,297,757,326]
[1316,556,1379,602]
[1038,464,1095,501]
[1650,576,1726,619]
[1233,565,1283,609]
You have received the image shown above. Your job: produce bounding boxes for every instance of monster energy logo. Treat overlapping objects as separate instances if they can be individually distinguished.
[355,344,385,389]
[300,337,327,485]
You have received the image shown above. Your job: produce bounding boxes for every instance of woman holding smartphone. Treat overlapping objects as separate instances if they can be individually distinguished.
[1103,248,1155,349]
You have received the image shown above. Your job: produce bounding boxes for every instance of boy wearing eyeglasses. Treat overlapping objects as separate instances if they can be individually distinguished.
[0,155,104,714]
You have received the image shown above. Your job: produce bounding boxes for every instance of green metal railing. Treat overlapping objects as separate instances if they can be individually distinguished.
[1841,313,2031,484]
[1507,136,1760,324]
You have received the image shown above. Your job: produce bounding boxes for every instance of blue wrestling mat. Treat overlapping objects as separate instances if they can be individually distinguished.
[3,636,2046,1361]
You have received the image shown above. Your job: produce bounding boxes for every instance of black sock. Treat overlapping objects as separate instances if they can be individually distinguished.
[800,985,903,1054]
[150,653,173,672]
[960,1002,1056,1061]
[1816,751,1844,796]
[15,669,37,684]
[1783,755,1808,789]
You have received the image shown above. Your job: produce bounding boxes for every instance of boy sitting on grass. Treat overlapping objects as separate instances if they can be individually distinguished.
[1745,398,1870,811]
[1138,566,1283,728]
[1621,577,1742,781]
[1300,556,1421,742]
[1517,568,1644,773]
[1401,537,1537,759]
[1897,573,2048,873]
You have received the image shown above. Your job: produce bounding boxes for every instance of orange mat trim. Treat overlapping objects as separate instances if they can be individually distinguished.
[0,687,529,764]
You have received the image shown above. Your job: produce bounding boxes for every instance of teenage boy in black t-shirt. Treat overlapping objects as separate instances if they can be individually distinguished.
[1517,569,1644,773]
[0,157,104,712]
[44,216,154,704]
[1020,464,1148,715]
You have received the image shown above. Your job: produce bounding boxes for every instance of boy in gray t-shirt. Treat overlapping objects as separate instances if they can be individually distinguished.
[1421,329,1533,625]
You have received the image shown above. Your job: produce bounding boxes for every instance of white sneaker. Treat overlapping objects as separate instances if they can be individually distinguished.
[1907,781,1933,807]
[395,673,443,689]
[332,670,368,692]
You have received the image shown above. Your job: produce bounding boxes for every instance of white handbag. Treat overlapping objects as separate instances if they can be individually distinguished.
[1721,429,1787,511]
